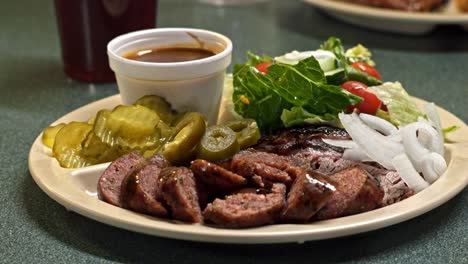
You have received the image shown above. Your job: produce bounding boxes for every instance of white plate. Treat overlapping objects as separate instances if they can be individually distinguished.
[303,0,468,34]
[28,94,468,244]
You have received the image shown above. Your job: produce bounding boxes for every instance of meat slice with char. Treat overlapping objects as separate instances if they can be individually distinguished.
[120,155,171,218]
[190,159,247,191]
[97,152,145,207]
[315,167,384,220]
[254,125,349,156]
[159,167,203,223]
[282,170,336,223]
[203,183,286,228]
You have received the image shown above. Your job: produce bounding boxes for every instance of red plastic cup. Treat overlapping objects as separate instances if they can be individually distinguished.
[54,0,157,82]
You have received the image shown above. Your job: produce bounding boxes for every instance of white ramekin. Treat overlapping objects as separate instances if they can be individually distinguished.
[107,28,233,124]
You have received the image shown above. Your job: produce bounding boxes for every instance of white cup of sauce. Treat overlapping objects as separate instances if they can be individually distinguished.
[107,28,233,124]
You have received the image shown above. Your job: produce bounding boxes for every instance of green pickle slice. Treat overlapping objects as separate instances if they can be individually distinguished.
[197,125,240,162]
[160,112,206,164]
[52,122,95,168]
[42,123,65,148]
[80,131,121,164]
[93,105,161,150]
[134,95,174,124]
[223,119,261,149]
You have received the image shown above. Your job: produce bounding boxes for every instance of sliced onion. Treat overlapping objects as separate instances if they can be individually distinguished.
[424,103,444,155]
[420,152,447,184]
[417,127,443,155]
[392,154,429,193]
[322,138,357,149]
[343,148,372,162]
[400,122,442,171]
[360,113,399,136]
[339,112,404,170]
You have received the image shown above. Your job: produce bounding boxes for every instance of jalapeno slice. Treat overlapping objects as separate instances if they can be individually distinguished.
[42,123,65,148]
[223,119,261,149]
[160,112,206,164]
[134,95,174,124]
[197,125,240,162]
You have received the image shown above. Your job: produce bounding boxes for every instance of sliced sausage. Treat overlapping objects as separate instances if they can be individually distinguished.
[148,154,171,168]
[315,167,384,220]
[203,183,286,228]
[282,170,336,223]
[230,151,294,185]
[121,163,169,218]
[190,159,247,191]
[159,167,203,223]
[97,152,145,207]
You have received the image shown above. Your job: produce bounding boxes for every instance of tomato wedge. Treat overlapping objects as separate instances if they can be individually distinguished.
[351,62,382,80]
[342,81,382,115]
[255,62,273,74]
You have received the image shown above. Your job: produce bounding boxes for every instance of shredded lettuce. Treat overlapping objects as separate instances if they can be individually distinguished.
[368,82,424,126]
[345,44,376,66]
[442,125,460,143]
[233,52,362,132]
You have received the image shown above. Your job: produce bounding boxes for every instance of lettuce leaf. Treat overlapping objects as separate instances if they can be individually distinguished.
[233,53,362,132]
[368,82,424,126]
[281,107,340,128]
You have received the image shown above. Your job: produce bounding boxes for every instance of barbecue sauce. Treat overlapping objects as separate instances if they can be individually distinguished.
[123,47,217,63]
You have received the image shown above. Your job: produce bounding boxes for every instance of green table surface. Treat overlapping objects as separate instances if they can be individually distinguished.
[1,0,467,263]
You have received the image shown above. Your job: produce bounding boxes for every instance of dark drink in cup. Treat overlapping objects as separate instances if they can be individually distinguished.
[54,0,157,82]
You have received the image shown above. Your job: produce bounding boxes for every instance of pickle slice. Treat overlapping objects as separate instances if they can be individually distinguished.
[197,125,240,162]
[52,122,94,168]
[134,95,174,124]
[160,112,206,164]
[42,123,65,148]
[93,105,161,150]
[87,116,96,125]
[80,131,121,164]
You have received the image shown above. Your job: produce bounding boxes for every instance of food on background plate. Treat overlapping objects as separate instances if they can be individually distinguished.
[456,0,468,11]
[42,36,457,228]
[342,0,447,12]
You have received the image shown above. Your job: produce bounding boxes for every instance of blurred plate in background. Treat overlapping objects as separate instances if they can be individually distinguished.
[303,0,468,34]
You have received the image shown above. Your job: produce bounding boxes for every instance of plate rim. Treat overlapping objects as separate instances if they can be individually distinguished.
[302,0,468,23]
[28,94,468,244]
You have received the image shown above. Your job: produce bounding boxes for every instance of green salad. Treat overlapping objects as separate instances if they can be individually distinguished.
[232,37,431,133]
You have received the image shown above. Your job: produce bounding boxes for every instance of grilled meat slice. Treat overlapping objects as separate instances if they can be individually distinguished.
[254,125,349,156]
